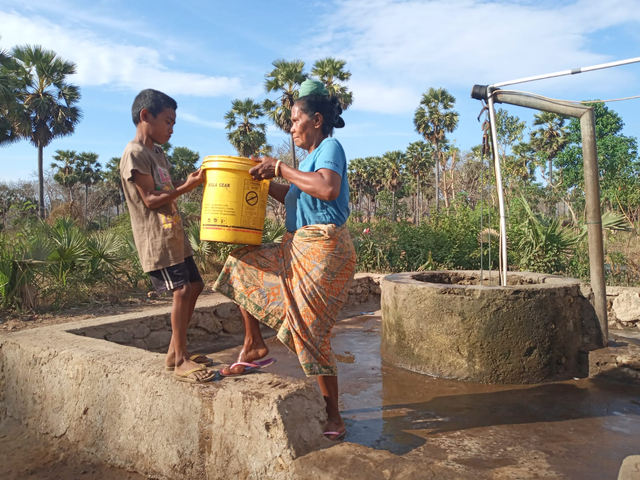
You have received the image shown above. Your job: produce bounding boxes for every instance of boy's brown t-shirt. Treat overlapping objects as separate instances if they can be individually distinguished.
[119,141,192,272]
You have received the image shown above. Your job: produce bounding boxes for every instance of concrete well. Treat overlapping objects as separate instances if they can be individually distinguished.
[381,271,603,384]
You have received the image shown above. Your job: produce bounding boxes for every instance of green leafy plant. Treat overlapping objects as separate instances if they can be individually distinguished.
[510,197,579,274]
[186,222,215,273]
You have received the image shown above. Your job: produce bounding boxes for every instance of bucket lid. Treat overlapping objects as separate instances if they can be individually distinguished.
[201,155,257,172]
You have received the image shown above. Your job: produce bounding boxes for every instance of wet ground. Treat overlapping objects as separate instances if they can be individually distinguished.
[199,301,640,479]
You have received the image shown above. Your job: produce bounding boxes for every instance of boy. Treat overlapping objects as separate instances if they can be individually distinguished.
[120,89,215,384]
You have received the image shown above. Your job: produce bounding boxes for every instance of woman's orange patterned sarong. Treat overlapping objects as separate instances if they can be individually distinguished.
[213,223,356,376]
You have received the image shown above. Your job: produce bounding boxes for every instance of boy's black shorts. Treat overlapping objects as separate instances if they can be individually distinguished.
[148,256,203,293]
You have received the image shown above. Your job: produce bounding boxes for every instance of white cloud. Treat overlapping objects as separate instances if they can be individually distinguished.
[0,11,245,97]
[348,80,418,114]
[308,0,640,114]
[180,113,225,130]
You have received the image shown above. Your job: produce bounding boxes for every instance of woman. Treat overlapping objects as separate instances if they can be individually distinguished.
[213,79,355,441]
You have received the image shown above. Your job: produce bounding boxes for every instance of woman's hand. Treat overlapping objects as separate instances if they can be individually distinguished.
[249,156,278,180]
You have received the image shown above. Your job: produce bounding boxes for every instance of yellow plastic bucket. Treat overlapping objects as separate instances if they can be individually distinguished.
[199,156,270,245]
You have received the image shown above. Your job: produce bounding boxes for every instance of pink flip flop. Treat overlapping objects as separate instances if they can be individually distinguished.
[220,358,277,377]
[323,430,347,441]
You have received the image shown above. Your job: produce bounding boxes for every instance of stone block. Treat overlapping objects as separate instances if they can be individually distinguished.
[106,330,133,345]
[133,323,151,339]
[149,316,168,331]
[197,315,223,334]
[187,328,208,342]
[221,317,244,335]
[146,331,172,350]
[618,455,640,480]
[133,339,147,350]
[215,303,240,320]
[612,292,640,323]
[189,311,205,328]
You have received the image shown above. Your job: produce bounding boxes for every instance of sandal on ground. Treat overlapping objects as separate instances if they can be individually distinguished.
[323,430,347,441]
[173,365,217,384]
[219,358,277,378]
[165,354,214,371]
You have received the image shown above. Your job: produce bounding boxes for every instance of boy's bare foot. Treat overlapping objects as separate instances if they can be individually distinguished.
[220,344,269,376]
[173,358,216,382]
[323,417,346,441]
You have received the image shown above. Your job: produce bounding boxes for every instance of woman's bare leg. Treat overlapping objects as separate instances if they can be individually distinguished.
[220,306,269,375]
[317,375,345,439]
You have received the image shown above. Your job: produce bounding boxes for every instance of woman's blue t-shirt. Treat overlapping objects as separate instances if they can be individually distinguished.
[284,137,350,232]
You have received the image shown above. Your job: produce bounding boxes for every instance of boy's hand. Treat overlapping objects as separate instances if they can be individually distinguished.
[184,169,206,191]
[249,156,278,180]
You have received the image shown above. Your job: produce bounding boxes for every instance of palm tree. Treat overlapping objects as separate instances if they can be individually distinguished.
[347,157,366,220]
[0,48,12,99]
[440,141,461,208]
[311,57,353,110]
[51,149,79,204]
[224,98,267,158]
[170,147,200,180]
[0,47,25,146]
[9,45,82,218]
[160,141,172,156]
[413,87,459,213]
[76,152,101,220]
[530,112,568,189]
[382,150,406,222]
[348,157,382,221]
[257,143,273,157]
[263,59,307,169]
[104,157,124,215]
[405,141,433,224]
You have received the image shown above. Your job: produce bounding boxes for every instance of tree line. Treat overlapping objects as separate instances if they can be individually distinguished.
[3,41,640,233]
[224,57,353,169]
[348,89,640,228]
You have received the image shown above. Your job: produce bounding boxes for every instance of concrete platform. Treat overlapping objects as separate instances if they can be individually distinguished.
[0,294,328,480]
[2,293,640,479]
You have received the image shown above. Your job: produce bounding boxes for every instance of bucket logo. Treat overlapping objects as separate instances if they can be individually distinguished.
[245,191,259,206]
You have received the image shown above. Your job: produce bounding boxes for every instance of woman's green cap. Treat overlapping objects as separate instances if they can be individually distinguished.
[298,79,328,98]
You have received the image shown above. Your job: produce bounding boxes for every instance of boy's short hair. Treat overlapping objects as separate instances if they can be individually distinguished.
[131,89,178,126]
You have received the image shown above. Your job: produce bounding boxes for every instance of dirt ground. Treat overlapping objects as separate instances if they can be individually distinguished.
[0,289,225,334]
[0,417,149,480]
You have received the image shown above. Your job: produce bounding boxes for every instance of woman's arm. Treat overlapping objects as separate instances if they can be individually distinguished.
[280,164,340,201]
[249,158,341,201]
[269,182,290,204]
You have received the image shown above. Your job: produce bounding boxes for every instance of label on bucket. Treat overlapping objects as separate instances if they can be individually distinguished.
[201,173,269,237]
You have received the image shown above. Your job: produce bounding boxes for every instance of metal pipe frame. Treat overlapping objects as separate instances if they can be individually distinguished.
[492,56,640,89]
[490,90,608,345]
[486,89,509,285]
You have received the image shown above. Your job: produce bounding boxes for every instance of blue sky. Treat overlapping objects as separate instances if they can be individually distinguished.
[1,0,640,181]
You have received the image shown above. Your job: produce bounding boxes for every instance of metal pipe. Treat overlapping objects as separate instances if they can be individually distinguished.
[492,56,640,88]
[580,110,609,345]
[486,89,509,286]
[490,90,608,345]
[492,91,588,117]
